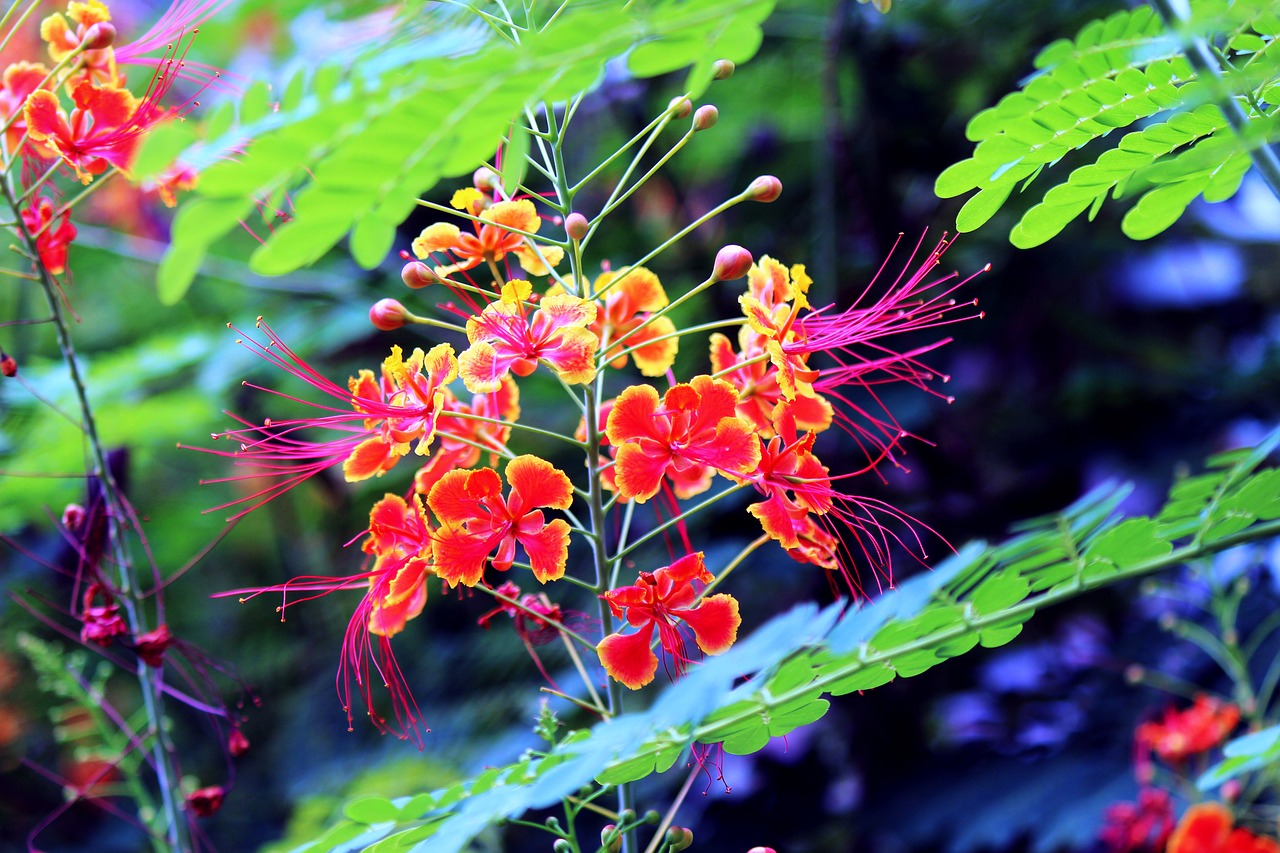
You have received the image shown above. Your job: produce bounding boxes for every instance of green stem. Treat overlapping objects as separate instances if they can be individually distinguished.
[2,173,186,850]
[614,483,748,562]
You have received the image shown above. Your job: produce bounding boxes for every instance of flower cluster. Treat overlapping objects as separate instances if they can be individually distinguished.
[205,156,980,738]
[0,0,219,277]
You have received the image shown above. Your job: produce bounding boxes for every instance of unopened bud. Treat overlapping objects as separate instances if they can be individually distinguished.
[643,810,661,825]
[186,785,225,817]
[401,260,440,289]
[668,97,692,119]
[369,298,409,331]
[601,824,622,853]
[747,175,783,203]
[747,848,778,853]
[1123,664,1145,684]
[713,59,735,80]
[552,840,573,853]
[618,809,636,824]
[712,244,753,282]
[693,105,718,132]
[82,22,116,50]
[473,167,499,192]
[61,503,86,531]
[1223,779,1243,801]
[565,212,589,241]
[228,728,250,757]
[667,827,694,851]
[1,351,16,377]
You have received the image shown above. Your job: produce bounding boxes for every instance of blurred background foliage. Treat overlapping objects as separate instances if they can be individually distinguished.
[2,0,1280,850]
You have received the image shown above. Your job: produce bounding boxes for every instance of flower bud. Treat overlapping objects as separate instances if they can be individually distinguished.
[619,809,636,824]
[667,827,694,851]
[401,260,440,289]
[711,244,753,282]
[713,59,735,80]
[552,840,573,853]
[565,212,589,241]
[228,728,250,758]
[601,824,622,853]
[643,810,661,824]
[747,848,778,853]
[133,624,174,667]
[668,96,692,119]
[0,351,15,377]
[61,503,86,531]
[186,785,225,817]
[1223,779,1243,801]
[473,166,499,192]
[369,298,409,331]
[82,22,116,50]
[747,175,782,203]
[692,105,718,132]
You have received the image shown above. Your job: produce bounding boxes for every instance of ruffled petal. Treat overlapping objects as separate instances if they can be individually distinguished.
[605,384,662,446]
[431,526,495,588]
[677,594,740,655]
[427,467,500,525]
[614,442,670,503]
[412,222,462,258]
[625,316,678,377]
[459,341,507,394]
[519,518,570,583]
[483,198,540,233]
[507,454,573,510]
[541,325,599,385]
[342,436,401,482]
[597,623,658,690]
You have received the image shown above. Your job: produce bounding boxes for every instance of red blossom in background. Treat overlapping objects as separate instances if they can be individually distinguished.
[1166,803,1280,853]
[597,552,740,689]
[21,196,77,275]
[79,582,127,647]
[1099,788,1175,853]
[1137,694,1240,764]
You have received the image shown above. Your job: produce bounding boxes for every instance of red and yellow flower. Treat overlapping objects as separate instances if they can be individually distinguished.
[21,196,77,275]
[458,281,598,392]
[572,266,678,377]
[428,454,574,588]
[40,1,121,91]
[605,376,761,503]
[412,194,564,279]
[1167,803,1280,853]
[597,553,740,689]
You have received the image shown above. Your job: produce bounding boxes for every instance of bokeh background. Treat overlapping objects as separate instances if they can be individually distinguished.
[3,0,1280,850]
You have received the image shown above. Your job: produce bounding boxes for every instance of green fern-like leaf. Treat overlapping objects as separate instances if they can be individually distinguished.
[157,0,776,304]
[937,0,1280,246]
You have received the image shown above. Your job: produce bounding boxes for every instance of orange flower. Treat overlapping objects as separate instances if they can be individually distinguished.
[578,266,678,377]
[428,455,573,588]
[24,82,141,182]
[1137,694,1240,763]
[458,282,599,392]
[605,376,761,503]
[1167,803,1280,853]
[597,553,740,689]
[412,196,563,279]
[413,376,520,495]
[709,331,832,438]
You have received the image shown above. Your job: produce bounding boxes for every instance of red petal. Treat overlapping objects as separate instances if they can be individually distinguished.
[597,623,658,689]
[677,594,740,655]
[605,383,661,445]
[614,442,670,503]
[431,526,495,588]
[342,436,400,482]
[506,454,573,510]
[519,518,570,583]
[428,467,500,525]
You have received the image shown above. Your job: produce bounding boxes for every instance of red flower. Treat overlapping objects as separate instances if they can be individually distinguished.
[227,728,249,758]
[1099,788,1174,852]
[1137,694,1240,763]
[413,376,520,495]
[605,376,761,503]
[132,623,174,667]
[21,196,77,276]
[1167,802,1280,853]
[186,785,225,817]
[459,282,599,392]
[0,62,52,156]
[428,455,573,588]
[79,583,127,647]
[597,553,740,690]
[193,321,457,519]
